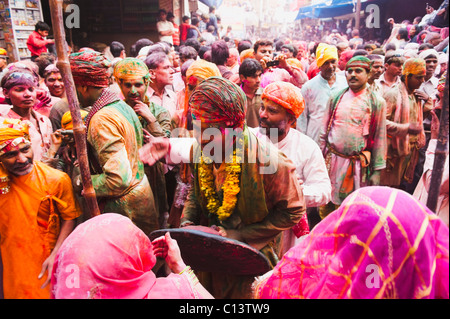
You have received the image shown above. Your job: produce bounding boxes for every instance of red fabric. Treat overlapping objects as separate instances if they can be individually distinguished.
[172,23,180,46]
[26,31,51,57]
[180,23,191,42]
[292,212,309,238]
[69,50,111,88]
[338,50,355,71]
[307,60,320,80]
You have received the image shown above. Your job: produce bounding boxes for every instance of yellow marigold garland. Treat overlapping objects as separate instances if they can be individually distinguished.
[198,145,242,221]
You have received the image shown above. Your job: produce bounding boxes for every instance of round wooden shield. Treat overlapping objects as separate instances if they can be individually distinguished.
[150,227,272,276]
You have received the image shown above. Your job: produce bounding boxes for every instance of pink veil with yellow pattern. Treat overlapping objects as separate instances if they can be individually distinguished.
[255,186,449,299]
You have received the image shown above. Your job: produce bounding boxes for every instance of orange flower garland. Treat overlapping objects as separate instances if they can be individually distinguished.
[198,145,242,221]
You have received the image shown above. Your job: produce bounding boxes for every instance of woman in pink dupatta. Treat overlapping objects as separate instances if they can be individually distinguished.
[254,186,449,299]
[51,213,213,299]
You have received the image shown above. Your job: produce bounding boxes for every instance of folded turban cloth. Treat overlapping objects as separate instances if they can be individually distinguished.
[189,76,246,128]
[179,59,222,129]
[346,56,373,72]
[186,59,221,86]
[61,110,89,130]
[286,58,303,70]
[402,58,427,90]
[404,42,420,51]
[69,50,111,88]
[185,59,221,103]
[438,52,448,64]
[113,58,151,84]
[419,49,439,61]
[0,118,30,157]
[239,48,255,63]
[315,43,338,68]
[402,58,426,76]
[403,49,419,59]
[43,64,60,78]
[261,81,305,119]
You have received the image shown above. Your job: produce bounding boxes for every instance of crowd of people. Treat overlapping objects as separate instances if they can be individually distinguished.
[0,1,448,300]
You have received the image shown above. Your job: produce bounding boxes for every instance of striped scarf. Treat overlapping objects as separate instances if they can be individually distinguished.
[84,88,120,131]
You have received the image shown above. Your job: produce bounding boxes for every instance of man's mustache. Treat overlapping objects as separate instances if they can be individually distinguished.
[12,158,33,170]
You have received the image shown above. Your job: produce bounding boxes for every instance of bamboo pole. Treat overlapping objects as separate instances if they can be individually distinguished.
[49,0,100,218]
[355,0,362,30]
[426,72,449,213]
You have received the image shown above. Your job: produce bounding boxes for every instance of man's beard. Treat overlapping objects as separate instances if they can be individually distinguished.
[259,119,285,142]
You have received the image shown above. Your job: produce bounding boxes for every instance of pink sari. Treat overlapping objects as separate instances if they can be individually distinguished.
[254,186,449,299]
[51,213,200,299]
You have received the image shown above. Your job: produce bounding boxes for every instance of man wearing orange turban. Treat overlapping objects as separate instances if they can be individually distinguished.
[261,81,305,119]
[0,118,81,298]
[381,58,427,189]
[251,81,331,256]
[182,59,221,130]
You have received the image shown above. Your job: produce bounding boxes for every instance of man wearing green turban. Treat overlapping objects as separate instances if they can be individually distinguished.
[319,56,387,218]
[114,57,171,227]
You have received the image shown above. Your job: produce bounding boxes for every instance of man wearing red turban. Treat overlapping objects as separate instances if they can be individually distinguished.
[69,50,158,235]
[140,77,306,299]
